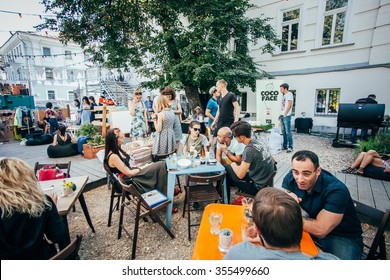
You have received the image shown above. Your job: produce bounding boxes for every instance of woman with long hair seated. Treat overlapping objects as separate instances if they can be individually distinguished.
[0,158,68,259]
[104,128,168,194]
[47,125,78,158]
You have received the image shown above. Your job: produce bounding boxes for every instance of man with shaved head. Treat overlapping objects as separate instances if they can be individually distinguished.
[215,126,245,165]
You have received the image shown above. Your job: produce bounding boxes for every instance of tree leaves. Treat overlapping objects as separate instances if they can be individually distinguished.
[39,0,280,107]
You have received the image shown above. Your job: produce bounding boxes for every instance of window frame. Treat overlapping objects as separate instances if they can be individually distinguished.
[65,50,72,60]
[314,88,340,116]
[316,0,353,48]
[45,67,54,80]
[280,7,301,52]
[42,47,51,57]
[47,90,56,100]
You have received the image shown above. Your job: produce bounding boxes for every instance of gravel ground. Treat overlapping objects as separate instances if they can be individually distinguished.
[68,132,389,259]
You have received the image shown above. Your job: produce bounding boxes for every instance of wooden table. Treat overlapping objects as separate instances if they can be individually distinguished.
[191,203,319,260]
[39,175,95,242]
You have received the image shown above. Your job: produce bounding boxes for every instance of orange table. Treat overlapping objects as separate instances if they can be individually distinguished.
[191,203,319,260]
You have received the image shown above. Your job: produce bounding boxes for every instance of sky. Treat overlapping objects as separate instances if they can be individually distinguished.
[0,0,50,47]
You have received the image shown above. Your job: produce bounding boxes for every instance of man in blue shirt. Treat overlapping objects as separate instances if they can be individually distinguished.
[224,188,338,260]
[205,86,220,152]
[282,150,363,259]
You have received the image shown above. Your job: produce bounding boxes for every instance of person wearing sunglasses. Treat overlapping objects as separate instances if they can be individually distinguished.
[282,150,363,260]
[182,120,209,156]
[128,89,148,140]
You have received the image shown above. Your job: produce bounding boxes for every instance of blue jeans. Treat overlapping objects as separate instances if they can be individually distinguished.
[312,234,363,260]
[48,118,59,135]
[280,115,293,149]
[350,128,368,143]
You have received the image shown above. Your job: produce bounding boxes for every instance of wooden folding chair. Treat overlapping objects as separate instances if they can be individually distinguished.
[183,173,226,241]
[113,174,175,259]
[104,160,124,227]
[50,235,82,260]
[354,201,389,260]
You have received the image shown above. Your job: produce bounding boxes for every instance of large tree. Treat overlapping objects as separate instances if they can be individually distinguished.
[39,0,280,108]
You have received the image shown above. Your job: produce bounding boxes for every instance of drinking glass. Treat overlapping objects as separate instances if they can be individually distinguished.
[218,228,233,253]
[208,211,223,235]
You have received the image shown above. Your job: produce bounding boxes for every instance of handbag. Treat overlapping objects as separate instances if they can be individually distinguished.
[38,165,65,181]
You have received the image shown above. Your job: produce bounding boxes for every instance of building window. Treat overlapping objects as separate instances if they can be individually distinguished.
[315,88,340,115]
[241,92,247,112]
[290,90,296,116]
[47,90,55,100]
[43,47,51,56]
[322,0,348,46]
[45,67,54,80]
[65,50,72,59]
[281,8,300,52]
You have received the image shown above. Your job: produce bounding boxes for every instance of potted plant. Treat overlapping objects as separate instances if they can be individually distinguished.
[83,134,105,159]
[75,123,104,159]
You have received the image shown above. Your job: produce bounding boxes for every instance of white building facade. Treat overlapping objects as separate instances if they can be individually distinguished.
[243,0,390,131]
[0,32,88,104]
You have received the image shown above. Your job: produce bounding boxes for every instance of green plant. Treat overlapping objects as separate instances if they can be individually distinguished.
[252,124,273,132]
[355,133,390,154]
[86,134,105,146]
[76,123,98,138]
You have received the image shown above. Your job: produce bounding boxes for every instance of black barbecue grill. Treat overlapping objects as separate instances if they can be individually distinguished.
[332,103,385,148]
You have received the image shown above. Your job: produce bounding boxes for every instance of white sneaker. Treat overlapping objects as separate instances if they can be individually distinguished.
[287,148,293,153]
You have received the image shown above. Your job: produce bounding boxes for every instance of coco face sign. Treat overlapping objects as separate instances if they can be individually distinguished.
[256,80,284,125]
[260,83,279,101]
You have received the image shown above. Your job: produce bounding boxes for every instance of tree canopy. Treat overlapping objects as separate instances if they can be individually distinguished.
[39,0,280,108]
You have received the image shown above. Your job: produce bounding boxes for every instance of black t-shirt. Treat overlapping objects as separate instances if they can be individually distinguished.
[218,92,237,121]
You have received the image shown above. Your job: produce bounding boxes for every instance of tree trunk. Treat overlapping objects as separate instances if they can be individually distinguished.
[184,85,201,114]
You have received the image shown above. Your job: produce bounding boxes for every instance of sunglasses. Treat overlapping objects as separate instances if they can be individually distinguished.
[192,128,200,131]
[135,92,142,96]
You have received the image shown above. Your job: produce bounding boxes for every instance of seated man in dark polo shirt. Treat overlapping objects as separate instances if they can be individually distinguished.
[282,150,363,260]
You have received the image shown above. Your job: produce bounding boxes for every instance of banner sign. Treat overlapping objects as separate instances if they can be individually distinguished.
[256,79,284,126]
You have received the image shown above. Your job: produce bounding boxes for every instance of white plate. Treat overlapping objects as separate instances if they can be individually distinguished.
[177,158,191,168]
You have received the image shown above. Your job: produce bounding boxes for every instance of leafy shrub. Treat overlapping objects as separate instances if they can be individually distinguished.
[87,134,105,146]
[355,133,390,154]
[76,123,98,138]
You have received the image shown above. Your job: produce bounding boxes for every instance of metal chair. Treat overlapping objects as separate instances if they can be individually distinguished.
[50,235,82,260]
[354,200,389,259]
[113,173,175,259]
[103,160,123,227]
[183,172,226,241]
